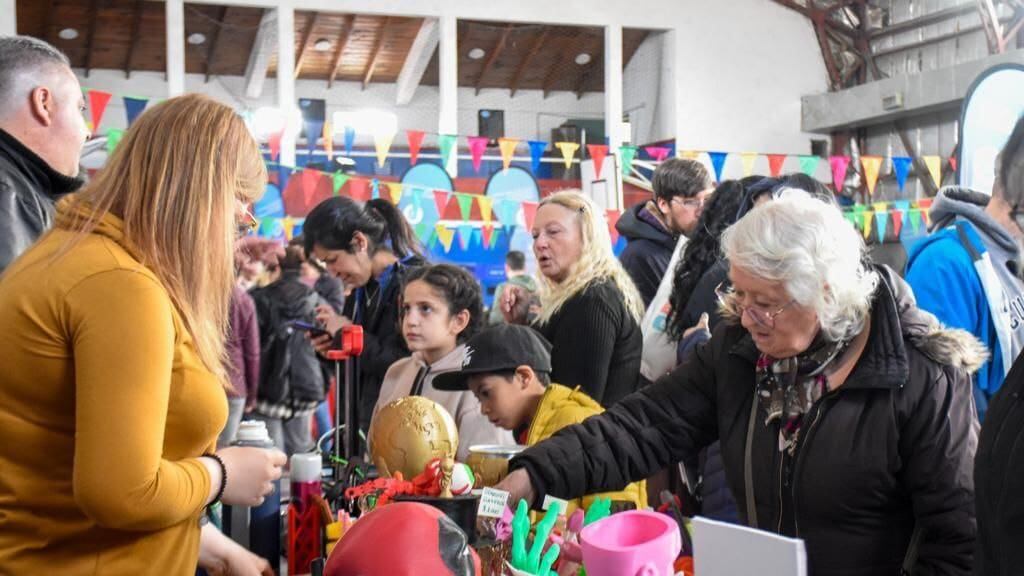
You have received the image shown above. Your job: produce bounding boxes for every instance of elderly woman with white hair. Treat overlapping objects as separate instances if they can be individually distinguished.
[501,190,645,406]
[497,193,982,576]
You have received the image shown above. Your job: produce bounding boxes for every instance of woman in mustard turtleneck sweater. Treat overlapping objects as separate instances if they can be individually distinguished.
[0,95,285,575]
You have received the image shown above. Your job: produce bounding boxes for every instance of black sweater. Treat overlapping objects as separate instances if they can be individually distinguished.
[535,279,642,406]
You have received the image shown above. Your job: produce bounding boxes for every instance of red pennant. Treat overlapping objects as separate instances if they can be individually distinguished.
[301,168,322,207]
[407,130,426,166]
[606,210,621,244]
[268,128,285,162]
[767,154,787,177]
[587,144,609,178]
[349,178,371,201]
[949,156,958,173]
[521,201,539,231]
[433,190,450,216]
[891,209,903,238]
[88,90,112,132]
[442,196,463,221]
[468,136,489,173]
[645,146,670,163]
[481,224,494,249]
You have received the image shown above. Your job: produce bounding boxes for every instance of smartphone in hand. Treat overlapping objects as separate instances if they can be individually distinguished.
[290,320,331,339]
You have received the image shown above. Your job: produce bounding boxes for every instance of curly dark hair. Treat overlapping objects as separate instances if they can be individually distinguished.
[401,264,484,343]
[665,179,750,340]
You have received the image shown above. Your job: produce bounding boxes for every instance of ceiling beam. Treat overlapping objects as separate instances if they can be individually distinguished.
[124,0,143,78]
[977,0,1004,54]
[204,6,229,83]
[1000,9,1024,52]
[83,0,99,78]
[510,28,548,98]
[243,8,277,99]
[871,4,977,40]
[541,51,564,99]
[294,11,319,78]
[362,16,391,90]
[474,23,514,95]
[395,18,439,106]
[327,14,354,89]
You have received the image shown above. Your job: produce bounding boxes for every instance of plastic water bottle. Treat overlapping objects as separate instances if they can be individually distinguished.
[223,420,280,571]
[290,452,322,514]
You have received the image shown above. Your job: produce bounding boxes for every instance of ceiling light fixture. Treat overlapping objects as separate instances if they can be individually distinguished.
[468,47,486,60]
[314,38,332,51]
[575,52,592,66]
[187,33,206,45]
[58,28,79,40]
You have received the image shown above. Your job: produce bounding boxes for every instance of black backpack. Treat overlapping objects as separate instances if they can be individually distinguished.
[252,288,325,405]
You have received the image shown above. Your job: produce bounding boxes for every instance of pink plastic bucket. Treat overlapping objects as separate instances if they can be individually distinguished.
[580,510,682,576]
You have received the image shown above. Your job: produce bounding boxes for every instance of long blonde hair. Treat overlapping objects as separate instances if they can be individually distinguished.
[55,94,266,381]
[534,191,645,325]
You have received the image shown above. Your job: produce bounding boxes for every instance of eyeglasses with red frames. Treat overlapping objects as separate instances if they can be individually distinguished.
[714,281,796,330]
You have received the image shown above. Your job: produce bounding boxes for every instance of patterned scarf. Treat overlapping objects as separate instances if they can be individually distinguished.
[755,337,849,455]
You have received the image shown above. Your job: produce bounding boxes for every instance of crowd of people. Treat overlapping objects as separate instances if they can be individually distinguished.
[2,33,1024,576]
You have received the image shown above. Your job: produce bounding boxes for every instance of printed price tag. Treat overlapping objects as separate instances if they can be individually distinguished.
[478,487,510,518]
[542,495,568,515]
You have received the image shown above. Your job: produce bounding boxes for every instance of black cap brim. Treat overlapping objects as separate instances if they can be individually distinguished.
[432,368,492,392]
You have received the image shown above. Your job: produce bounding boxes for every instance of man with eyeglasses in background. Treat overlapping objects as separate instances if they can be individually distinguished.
[616,157,713,307]
[906,124,1024,419]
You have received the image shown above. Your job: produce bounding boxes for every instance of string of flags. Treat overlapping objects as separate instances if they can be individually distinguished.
[841,198,935,244]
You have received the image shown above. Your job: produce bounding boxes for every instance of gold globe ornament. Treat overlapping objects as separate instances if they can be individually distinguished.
[369,396,459,480]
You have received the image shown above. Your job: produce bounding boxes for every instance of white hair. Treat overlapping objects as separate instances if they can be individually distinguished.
[720,191,878,342]
[0,36,71,120]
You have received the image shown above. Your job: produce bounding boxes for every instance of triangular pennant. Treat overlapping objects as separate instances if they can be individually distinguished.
[862,211,873,240]
[433,190,450,217]
[387,182,404,205]
[492,226,505,249]
[349,178,370,201]
[122,96,148,126]
[412,222,431,244]
[767,154,787,177]
[439,134,458,168]
[587,144,609,178]
[892,156,912,192]
[829,156,850,192]
[875,211,889,243]
[521,201,539,231]
[679,150,700,160]
[457,224,474,251]
[481,224,494,248]
[406,130,426,166]
[556,142,580,170]
[471,228,483,250]
[106,128,125,154]
[467,136,489,173]
[645,146,670,163]
[620,145,638,176]
[344,127,356,156]
[909,209,922,234]
[88,90,112,132]
[305,119,324,156]
[891,209,903,238]
[478,195,493,223]
[260,216,277,236]
[282,216,296,241]
[861,156,883,196]
[435,224,455,252]
[498,138,520,171]
[949,156,958,173]
[606,210,622,245]
[374,130,395,167]
[923,156,942,188]
[456,193,474,221]
[740,153,758,177]
[371,178,380,200]
[844,212,857,227]
[323,121,334,163]
[268,128,285,162]
[301,168,321,207]
[494,198,520,226]
[527,140,548,174]
[441,195,463,221]
[922,210,930,228]
[872,202,888,213]
[331,172,349,195]
[707,152,728,182]
[798,155,820,178]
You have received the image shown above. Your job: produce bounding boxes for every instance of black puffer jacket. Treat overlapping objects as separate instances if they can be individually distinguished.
[513,266,983,576]
[616,201,676,307]
[0,129,82,275]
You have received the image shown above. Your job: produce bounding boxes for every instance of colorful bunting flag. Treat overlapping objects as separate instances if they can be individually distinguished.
[387,182,404,205]
[606,210,622,244]
[433,190,450,216]
[875,211,889,243]
[268,128,285,162]
[106,128,124,154]
[344,127,356,156]
[741,152,758,177]
[923,156,942,188]
[861,156,882,196]
[829,155,850,192]
[498,138,520,171]
[645,146,670,163]
[481,224,494,248]
[439,134,458,168]
[556,142,580,170]
[123,96,148,126]
[371,179,380,200]
[909,209,922,234]
[798,155,820,178]
[587,144,609,178]
[349,178,370,201]
[891,209,903,238]
[478,196,493,223]
[892,156,912,192]
[331,172,349,196]
[323,121,334,162]
[456,193,474,221]
[620,145,638,176]
[767,154,787,178]
[435,224,455,252]
[521,201,539,231]
[407,130,426,166]
[528,141,548,174]
[949,156,958,173]
[374,130,395,167]
[467,136,489,173]
[457,224,474,250]
[301,168,321,206]
[679,150,701,161]
[88,90,112,132]
[708,152,728,182]
[494,198,520,226]
[862,212,873,240]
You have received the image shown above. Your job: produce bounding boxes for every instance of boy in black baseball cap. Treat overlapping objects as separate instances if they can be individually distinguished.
[434,324,646,514]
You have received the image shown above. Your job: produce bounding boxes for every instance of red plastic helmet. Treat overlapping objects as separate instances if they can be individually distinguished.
[324,502,481,576]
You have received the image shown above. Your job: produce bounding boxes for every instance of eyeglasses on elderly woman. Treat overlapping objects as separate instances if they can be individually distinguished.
[715,281,797,330]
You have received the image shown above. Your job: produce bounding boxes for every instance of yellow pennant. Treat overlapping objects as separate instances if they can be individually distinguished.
[740,152,758,177]
[387,182,404,205]
[555,142,580,169]
[374,130,395,167]
[478,196,493,223]
[861,156,883,196]
[435,224,455,252]
[498,138,520,171]
[923,156,942,188]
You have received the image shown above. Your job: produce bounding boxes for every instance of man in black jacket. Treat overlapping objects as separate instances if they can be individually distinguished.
[616,158,712,306]
[0,36,88,274]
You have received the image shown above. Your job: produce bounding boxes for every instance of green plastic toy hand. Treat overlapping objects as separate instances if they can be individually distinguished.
[583,497,611,526]
[512,500,530,568]
[510,503,561,576]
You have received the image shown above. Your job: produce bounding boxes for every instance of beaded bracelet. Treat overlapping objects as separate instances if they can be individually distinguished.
[204,453,227,507]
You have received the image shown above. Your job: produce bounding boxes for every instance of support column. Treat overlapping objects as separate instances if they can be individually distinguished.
[277,5,296,167]
[438,14,459,177]
[166,0,185,97]
[666,29,686,160]
[604,24,624,210]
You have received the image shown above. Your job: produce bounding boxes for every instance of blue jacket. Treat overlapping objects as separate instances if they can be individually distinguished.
[905,221,1000,416]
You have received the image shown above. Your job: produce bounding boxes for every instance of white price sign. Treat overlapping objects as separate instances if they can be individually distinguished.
[477,487,510,518]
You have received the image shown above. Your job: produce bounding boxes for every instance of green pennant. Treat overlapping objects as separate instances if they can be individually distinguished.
[438,134,457,167]
[106,128,125,154]
[843,212,856,227]
[456,193,473,221]
[332,172,349,196]
[909,209,922,235]
[414,222,433,244]
[620,145,638,176]
[798,155,820,178]
[260,217,276,235]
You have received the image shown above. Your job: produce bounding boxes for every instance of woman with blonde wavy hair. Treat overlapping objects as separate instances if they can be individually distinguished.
[502,190,644,405]
[0,94,284,575]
